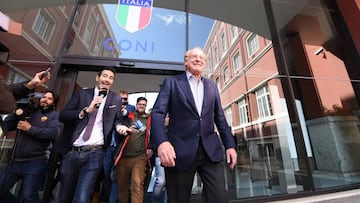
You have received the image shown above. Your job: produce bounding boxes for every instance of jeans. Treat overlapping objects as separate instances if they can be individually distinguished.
[59,149,105,203]
[0,159,48,203]
[103,146,118,203]
[152,157,167,203]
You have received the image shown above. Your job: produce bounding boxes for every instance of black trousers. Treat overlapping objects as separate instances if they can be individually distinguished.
[165,143,227,203]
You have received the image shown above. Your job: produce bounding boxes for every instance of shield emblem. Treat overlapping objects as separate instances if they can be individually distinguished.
[116,0,153,33]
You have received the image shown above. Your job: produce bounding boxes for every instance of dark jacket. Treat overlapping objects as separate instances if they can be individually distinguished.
[3,106,62,161]
[57,87,123,154]
[0,75,33,114]
[114,111,151,165]
[151,73,236,170]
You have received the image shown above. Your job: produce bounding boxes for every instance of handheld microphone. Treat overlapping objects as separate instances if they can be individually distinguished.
[95,89,108,108]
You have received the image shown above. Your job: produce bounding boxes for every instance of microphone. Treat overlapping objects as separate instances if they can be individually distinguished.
[95,89,108,108]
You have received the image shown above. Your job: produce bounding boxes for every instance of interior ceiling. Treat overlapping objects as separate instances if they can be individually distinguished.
[0,0,312,93]
[77,71,168,93]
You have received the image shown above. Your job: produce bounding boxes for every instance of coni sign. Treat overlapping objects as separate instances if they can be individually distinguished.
[103,38,155,54]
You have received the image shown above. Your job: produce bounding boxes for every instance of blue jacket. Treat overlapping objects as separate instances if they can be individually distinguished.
[150,73,236,170]
[3,106,61,161]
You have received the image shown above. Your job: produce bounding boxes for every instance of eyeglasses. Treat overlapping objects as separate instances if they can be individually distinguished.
[121,97,128,100]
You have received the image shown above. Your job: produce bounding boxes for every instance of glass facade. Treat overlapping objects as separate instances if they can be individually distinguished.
[1,0,360,202]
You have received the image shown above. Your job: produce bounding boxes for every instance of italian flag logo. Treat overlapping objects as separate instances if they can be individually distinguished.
[116,0,153,33]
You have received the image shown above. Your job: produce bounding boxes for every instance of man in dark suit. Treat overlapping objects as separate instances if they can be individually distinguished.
[58,67,123,203]
[150,47,237,203]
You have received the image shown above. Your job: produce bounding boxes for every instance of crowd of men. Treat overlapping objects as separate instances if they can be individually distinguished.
[0,47,237,203]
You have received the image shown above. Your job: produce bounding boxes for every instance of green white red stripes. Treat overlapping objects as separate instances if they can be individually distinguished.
[116,0,153,33]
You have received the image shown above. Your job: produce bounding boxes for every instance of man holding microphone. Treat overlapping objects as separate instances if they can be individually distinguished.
[57,67,124,203]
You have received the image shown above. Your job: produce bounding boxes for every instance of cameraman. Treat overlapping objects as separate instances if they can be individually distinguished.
[0,90,61,203]
[0,70,51,114]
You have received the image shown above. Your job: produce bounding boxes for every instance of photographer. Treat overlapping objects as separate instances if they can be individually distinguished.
[0,90,61,203]
[101,89,135,203]
[0,70,51,114]
[119,90,135,115]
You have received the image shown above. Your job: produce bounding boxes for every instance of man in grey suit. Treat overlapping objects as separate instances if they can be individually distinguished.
[58,67,124,203]
[150,47,237,203]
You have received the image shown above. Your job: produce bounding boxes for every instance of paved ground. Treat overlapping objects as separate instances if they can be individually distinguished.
[266,189,360,203]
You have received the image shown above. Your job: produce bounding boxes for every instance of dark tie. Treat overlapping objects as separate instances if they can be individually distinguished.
[82,109,98,141]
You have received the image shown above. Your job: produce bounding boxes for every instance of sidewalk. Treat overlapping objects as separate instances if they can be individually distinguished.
[266,189,360,203]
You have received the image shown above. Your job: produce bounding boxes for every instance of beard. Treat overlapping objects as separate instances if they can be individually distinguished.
[136,109,146,116]
[40,104,54,113]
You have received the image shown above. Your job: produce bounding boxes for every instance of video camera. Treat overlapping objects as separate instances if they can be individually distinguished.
[15,92,44,121]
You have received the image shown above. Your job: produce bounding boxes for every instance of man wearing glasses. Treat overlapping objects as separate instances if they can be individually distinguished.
[101,90,135,203]
[115,96,151,203]
[119,90,135,115]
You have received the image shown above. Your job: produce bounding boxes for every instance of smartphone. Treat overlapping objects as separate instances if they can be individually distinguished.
[40,67,51,80]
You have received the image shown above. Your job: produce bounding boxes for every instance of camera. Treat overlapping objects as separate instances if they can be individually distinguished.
[121,101,129,116]
[15,92,43,120]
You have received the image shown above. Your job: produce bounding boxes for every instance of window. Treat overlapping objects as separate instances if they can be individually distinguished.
[246,33,259,57]
[73,7,81,26]
[231,25,238,40]
[215,77,220,90]
[32,10,55,43]
[64,40,72,54]
[225,107,232,127]
[206,54,213,73]
[223,65,229,83]
[94,34,102,55]
[214,46,219,64]
[94,29,105,55]
[221,33,227,53]
[232,51,242,73]
[256,86,272,118]
[83,17,95,46]
[238,99,249,124]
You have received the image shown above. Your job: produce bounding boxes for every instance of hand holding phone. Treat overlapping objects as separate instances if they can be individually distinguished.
[40,67,51,80]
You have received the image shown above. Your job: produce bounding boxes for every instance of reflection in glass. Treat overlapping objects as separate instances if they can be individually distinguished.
[274,0,360,191]
[200,0,360,199]
[63,4,187,62]
[1,0,360,202]
[201,13,304,200]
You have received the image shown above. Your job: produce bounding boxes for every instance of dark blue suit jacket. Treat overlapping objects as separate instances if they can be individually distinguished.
[57,87,122,154]
[151,73,236,170]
